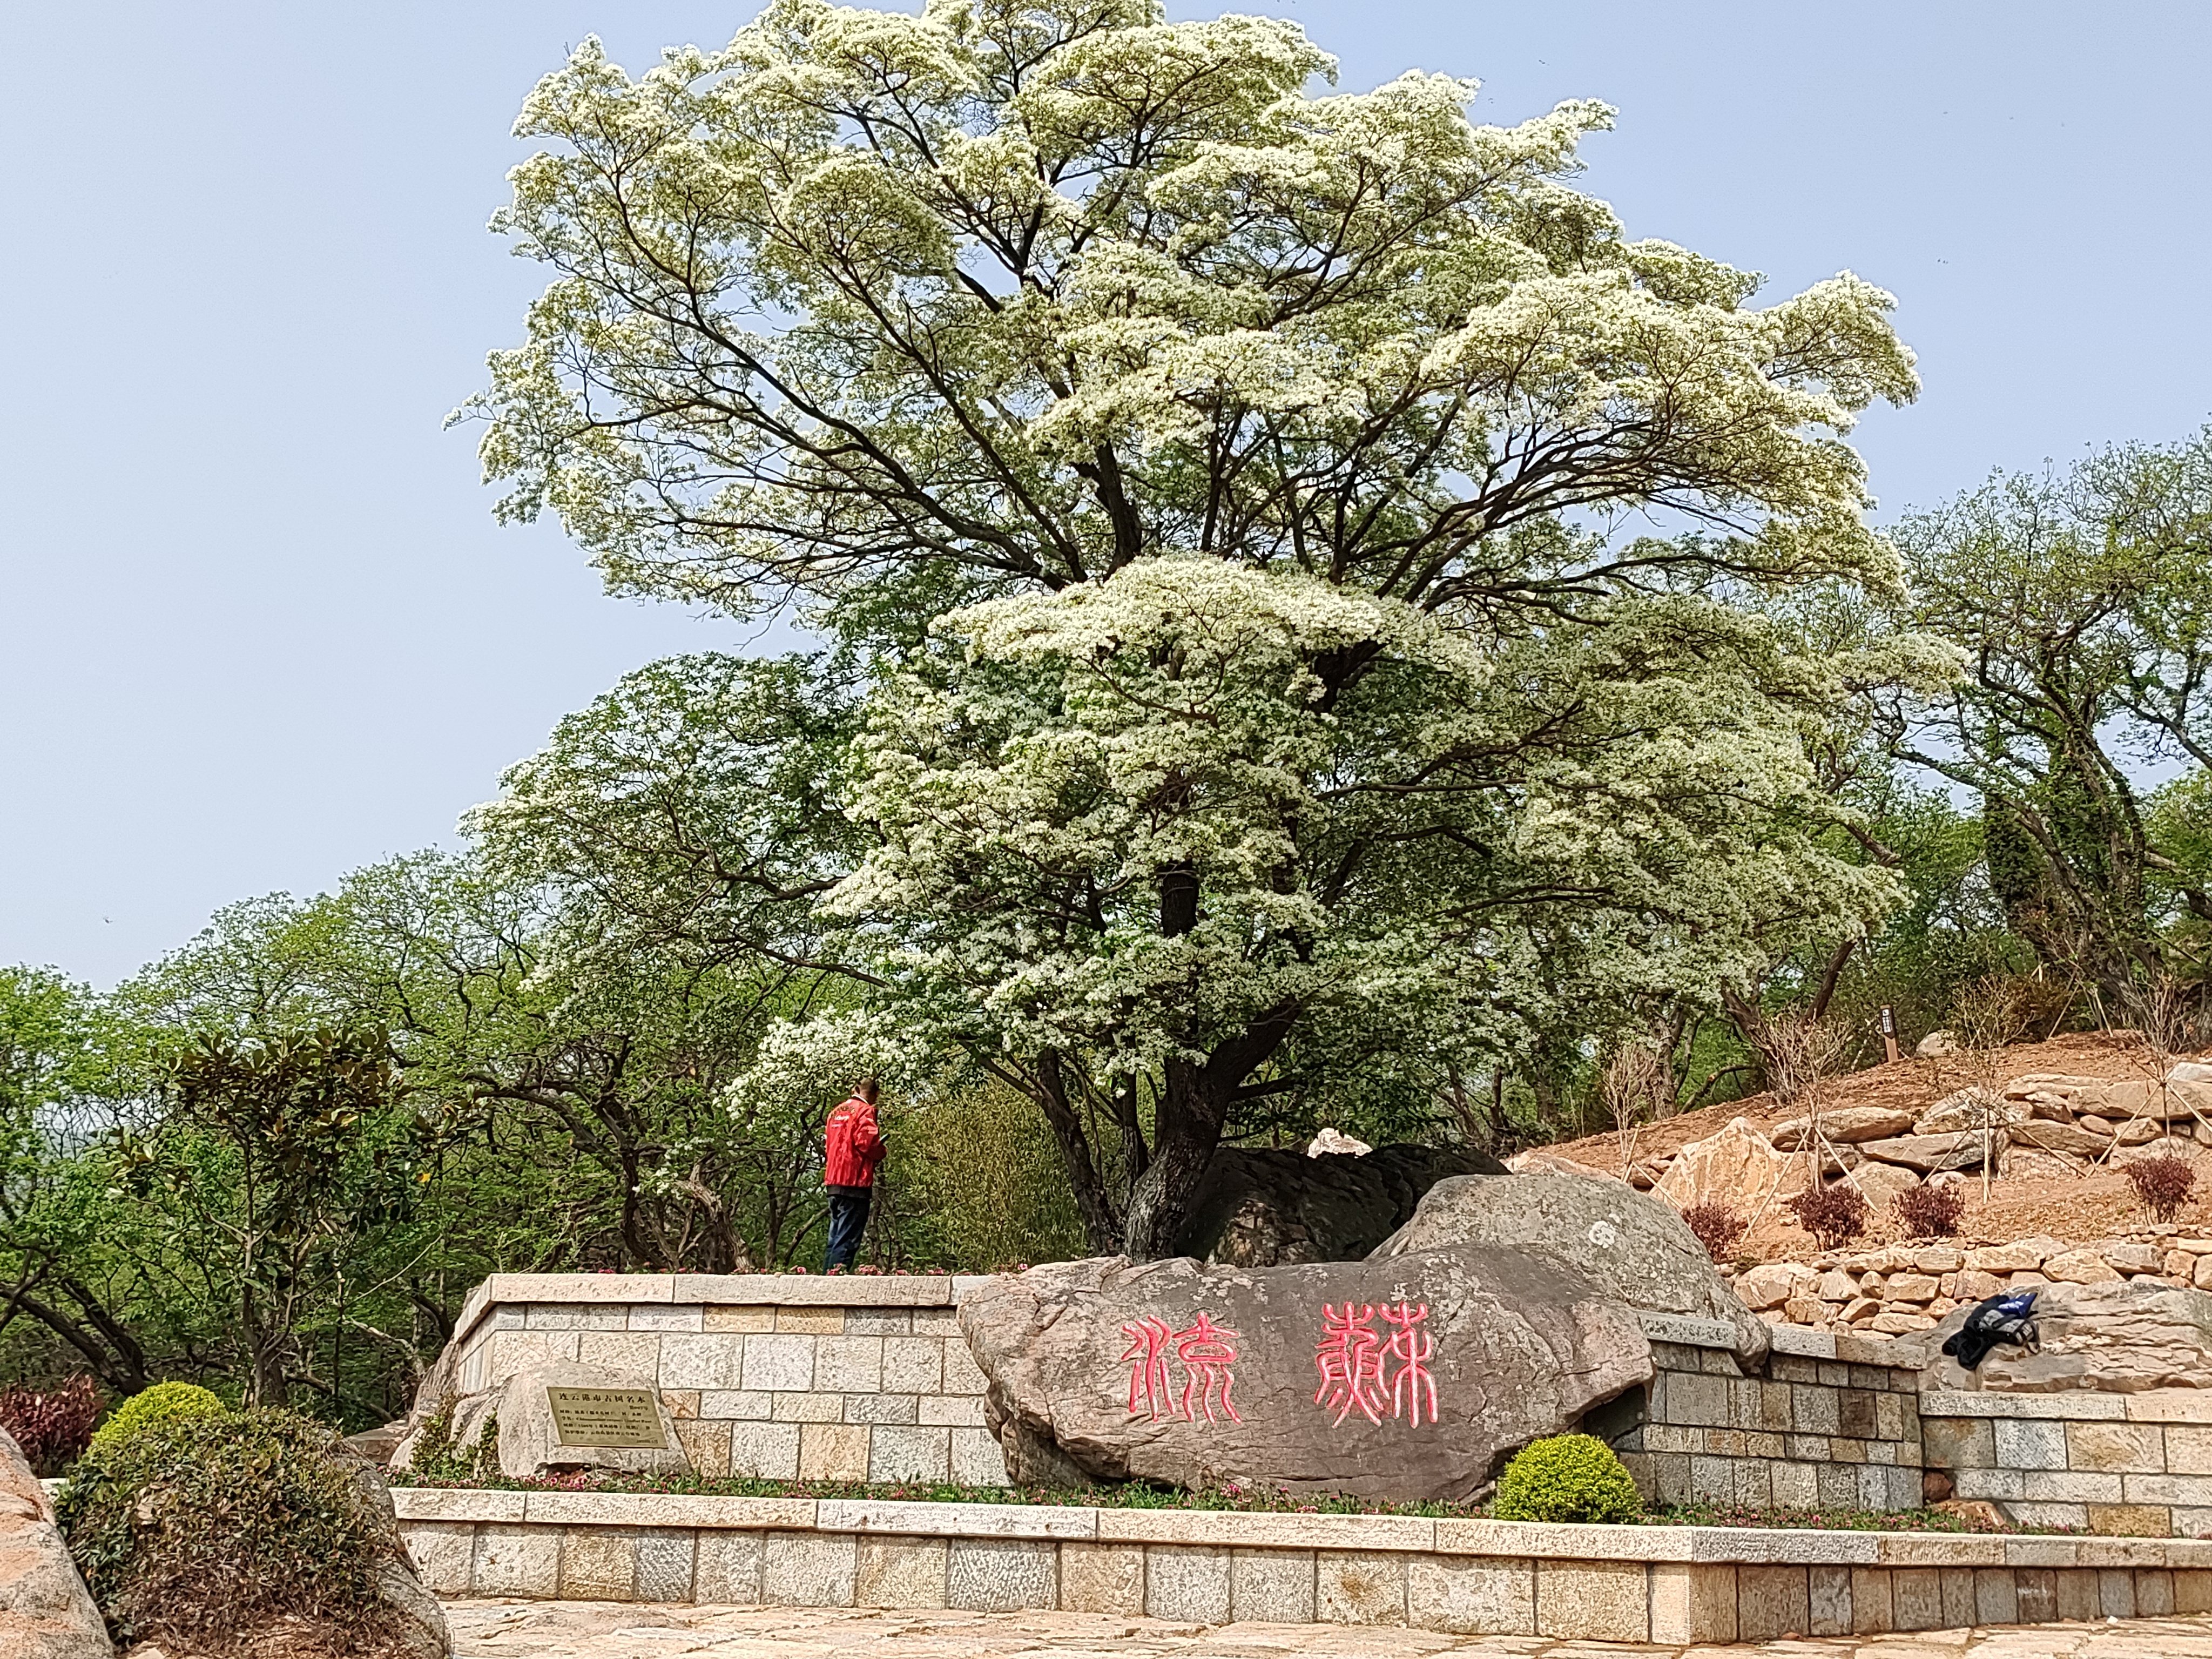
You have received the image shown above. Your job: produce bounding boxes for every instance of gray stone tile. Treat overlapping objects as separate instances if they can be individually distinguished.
[635,1528,696,1601]
[855,1535,948,1608]
[740,1333,816,1391]
[1230,1548,1314,1624]
[728,1421,801,1479]
[1407,1553,1533,1635]
[947,1537,1057,1611]
[1146,1545,1230,1622]
[868,1425,952,1482]
[696,1530,764,1604]
[763,1531,857,1608]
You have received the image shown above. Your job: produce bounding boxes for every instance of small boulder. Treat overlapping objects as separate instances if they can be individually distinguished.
[0,1425,110,1658]
[1858,1131,1998,1174]
[1913,1280,2212,1393]
[1369,1171,1770,1362]
[2005,1120,2113,1158]
[392,1363,690,1482]
[1769,1107,1916,1149]
[1305,1128,1371,1157]
[1914,1089,2030,1137]
[1840,1162,1921,1218]
[1917,1030,1961,1057]
[1653,1117,1797,1215]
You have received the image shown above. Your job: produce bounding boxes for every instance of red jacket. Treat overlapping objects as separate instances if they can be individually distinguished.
[824,1098,885,1188]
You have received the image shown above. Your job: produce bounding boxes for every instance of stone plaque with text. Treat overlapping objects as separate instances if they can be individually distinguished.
[545,1386,669,1449]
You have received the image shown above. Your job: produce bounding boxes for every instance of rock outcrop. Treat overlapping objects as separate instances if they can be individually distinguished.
[0,1426,109,1659]
[1913,1280,2212,1394]
[1769,1107,1916,1148]
[1653,1117,1797,1214]
[335,1445,453,1659]
[957,1247,1650,1502]
[1369,1171,1769,1363]
[392,1361,690,1481]
[1173,1144,1505,1267]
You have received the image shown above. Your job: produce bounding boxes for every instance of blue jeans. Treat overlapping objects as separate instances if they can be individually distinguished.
[825,1185,872,1271]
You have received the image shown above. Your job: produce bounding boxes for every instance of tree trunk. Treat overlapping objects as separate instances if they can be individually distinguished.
[1034,1050,1123,1255]
[1120,1003,1300,1261]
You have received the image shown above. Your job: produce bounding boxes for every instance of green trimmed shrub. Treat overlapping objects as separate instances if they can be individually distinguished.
[58,1408,404,1654]
[88,1381,224,1452]
[1493,1433,1643,1524]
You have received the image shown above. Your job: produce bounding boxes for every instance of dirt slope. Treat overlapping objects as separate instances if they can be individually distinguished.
[1535,1031,2209,1260]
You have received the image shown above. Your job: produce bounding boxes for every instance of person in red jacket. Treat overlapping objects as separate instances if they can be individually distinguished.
[822,1077,886,1272]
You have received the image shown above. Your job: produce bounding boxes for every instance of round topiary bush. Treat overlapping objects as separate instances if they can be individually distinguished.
[58,1407,418,1655]
[89,1380,225,1452]
[1493,1433,1643,1524]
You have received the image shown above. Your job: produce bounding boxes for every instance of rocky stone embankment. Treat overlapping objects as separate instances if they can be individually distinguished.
[1725,1229,2212,1337]
[1636,1069,2212,1211]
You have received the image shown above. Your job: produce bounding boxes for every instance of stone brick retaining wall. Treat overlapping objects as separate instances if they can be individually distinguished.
[394,1489,2212,1641]
[446,1274,1006,1485]
[1924,1390,2212,1537]
[1597,1319,1925,1514]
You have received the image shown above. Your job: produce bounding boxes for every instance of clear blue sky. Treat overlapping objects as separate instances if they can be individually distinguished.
[4,2,2207,986]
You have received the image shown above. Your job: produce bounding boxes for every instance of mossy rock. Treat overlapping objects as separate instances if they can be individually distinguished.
[58,1407,448,1657]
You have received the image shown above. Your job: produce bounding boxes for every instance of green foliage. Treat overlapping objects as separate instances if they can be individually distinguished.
[89,1382,224,1452]
[1492,1434,1644,1525]
[58,1407,401,1654]
[404,1397,500,1483]
[894,1084,1089,1271]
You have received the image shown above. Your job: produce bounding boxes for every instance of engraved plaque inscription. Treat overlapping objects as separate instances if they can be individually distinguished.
[545,1386,669,1449]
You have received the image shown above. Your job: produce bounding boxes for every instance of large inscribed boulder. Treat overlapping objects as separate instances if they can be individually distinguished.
[957,1247,1651,1502]
[1913,1281,2212,1394]
[1174,1143,1505,1267]
[1368,1171,1770,1363]
[0,1427,109,1659]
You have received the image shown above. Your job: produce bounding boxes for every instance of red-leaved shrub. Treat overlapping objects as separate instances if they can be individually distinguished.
[1680,1202,1747,1262]
[2127,1154,2198,1223]
[0,1374,101,1475]
[1786,1183,1869,1250]
[1892,1183,1965,1239]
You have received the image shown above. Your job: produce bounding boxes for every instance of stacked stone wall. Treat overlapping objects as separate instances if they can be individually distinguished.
[447,1274,1006,1485]
[1595,1321,1923,1513]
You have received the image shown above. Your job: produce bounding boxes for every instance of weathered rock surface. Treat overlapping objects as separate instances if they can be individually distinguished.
[1858,1130,1999,1173]
[0,1426,109,1659]
[1370,1171,1770,1363]
[1174,1144,1505,1267]
[957,1247,1651,1502]
[1652,1117,1797,1215]
[392,1362,689,1481]
[1769,1107,1916,1149]
[1914,1089,2031,1137]
[334,1444,453,1659]
[1835,1160,1920,1216]
[1917,1030,1960,1057]
[2005,1119,2115,1158]
[1912,1280,2212,1393]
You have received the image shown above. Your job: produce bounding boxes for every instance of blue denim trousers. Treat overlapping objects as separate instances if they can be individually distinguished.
[825,1184,872,1271]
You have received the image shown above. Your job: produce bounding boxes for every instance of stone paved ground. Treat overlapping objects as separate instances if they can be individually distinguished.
[441,1600,2212,1659]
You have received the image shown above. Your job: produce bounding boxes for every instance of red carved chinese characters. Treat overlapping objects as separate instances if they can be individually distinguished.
[1313,1302,1388,1426]
[1314,1300,1438,1429]
[1120,1317,1173,1420]
[1120,1312,1243,1424]
[1382,1300,1438,1426]
[1174,1312,1243,1424]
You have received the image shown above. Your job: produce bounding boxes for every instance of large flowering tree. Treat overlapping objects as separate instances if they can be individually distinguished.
[467,0,1937,1257]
